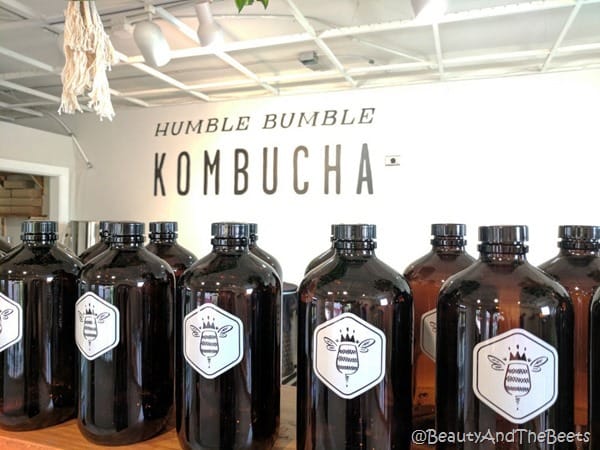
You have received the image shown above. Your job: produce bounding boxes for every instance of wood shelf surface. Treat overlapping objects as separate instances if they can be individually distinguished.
[0,386,296,449]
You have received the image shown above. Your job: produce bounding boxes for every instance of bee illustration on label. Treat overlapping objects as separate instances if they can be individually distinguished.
[323,328,375,387]
[487,344,548,409]
[78,304,110,350]
[190,315,233,367]
[0,308,13,334]
[428,319,437,334]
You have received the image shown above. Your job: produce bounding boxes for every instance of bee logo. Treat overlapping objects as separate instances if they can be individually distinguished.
[183,304,244,379]
[78,304,110,350]
[0,308,13,335]
[487,344,548,410]
[189,316,233,367]
[323,328,375,387]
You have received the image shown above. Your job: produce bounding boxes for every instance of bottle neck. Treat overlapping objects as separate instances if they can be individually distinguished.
[335,240,376,257]
[431,237,467,254]
[110,236,145,248]
[479,243,528,263]
[23,238,55,247]
[149,234,177,245]
[558,241,600,256]
[212,237,249,253]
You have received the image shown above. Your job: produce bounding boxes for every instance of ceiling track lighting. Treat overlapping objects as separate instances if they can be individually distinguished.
[133,10,171,68]
[194,1,223,47]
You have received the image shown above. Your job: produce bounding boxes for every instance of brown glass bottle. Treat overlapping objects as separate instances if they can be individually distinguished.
[78,220,110,264]
[0,221,81,430]
[177,222,281,450]
[0,237,11,253]
[403,224,475,431]
[297,224,413,450]
[539,225,600,448]
[437,226,574,450]
[146,221,197,282]
[304,225,335,274]
[589,280,600,447]
[249,223,283,279]
[77,222,175,445]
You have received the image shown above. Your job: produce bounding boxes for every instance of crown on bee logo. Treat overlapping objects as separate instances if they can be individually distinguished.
[340,327,356,343]
[85,304,94,315]
[509,345,527,361]
[202,316,217,330]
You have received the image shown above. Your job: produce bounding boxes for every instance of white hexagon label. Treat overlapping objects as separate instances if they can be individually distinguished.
[75,292,120,360]
[420,308,437,361]
[313,312,386,399]
[473,328,558,424]
[184,303,243,379]
[0,293,22,352]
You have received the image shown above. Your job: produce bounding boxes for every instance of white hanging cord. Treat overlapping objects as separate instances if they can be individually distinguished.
[58,1,118,121]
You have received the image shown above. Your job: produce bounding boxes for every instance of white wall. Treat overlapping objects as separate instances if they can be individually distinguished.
[0,122,77,243]
[65,69,600,285]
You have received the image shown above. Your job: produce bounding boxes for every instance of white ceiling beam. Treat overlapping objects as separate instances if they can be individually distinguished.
[0,0,41,19]
[432,23,444,79]
[283,0,356,88]
[115,49,211,101]
[0,46,57,73]
[541,0,584,71]
[115,39,600,99]
[0,100,44,117]
[0,45,151,109]
[0,79,61,103]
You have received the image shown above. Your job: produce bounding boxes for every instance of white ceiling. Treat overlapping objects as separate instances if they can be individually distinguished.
[0,0,599,124]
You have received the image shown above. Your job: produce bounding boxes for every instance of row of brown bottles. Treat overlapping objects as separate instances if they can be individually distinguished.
[0,219,282,450]
[403,224,600,450]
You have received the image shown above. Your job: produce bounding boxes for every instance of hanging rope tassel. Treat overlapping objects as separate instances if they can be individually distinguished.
[59,0,117,121]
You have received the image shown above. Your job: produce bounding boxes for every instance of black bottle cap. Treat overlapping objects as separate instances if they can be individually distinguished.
[149,221,178,234]
[431,224,466,237]
[109,222,145,237]
[99,221,111,237]
[248,223,258,235]
[333,224,376,241]
[479,225,528,244]
[558,225,600,241]
[211,222,249,239]
[21,220,57,239]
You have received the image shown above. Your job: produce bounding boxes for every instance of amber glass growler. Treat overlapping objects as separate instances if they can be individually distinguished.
[77,222,175,445]
[540,225,600,448]
[249,223,282,279]
[589,280,600,447]
[437,225,574,450]
[403,224,475,431]
[304,225,335,274]
[0,220,81,430]
[297,224,413,450]
[78,220,110,264]
[146,221,197,282]
[177,222,281,450]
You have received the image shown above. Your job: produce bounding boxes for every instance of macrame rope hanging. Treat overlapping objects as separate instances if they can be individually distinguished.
[59,0,117,121]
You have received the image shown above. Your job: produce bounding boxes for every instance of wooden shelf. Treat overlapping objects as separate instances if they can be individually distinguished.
[0,386,296,449]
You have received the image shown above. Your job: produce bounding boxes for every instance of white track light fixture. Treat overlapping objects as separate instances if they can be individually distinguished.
[194,1,223,46]
[411,0,447,20]
[133,20,171,67]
